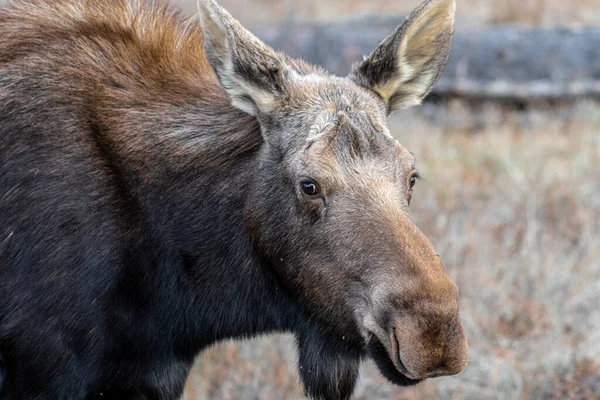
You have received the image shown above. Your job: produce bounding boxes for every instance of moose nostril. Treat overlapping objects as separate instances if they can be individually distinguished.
[394,349,410,377]
[391,327,418,379]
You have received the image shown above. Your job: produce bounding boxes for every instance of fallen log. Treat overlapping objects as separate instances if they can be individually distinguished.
[254,18,600,101]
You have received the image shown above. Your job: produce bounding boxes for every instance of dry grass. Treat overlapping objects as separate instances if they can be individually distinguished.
[182,99,600,399]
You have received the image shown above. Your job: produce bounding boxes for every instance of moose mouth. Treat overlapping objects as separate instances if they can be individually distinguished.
[366,334,422,387]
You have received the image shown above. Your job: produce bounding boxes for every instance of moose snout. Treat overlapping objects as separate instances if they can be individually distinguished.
[360,207,468,382]
[391,310,468,380]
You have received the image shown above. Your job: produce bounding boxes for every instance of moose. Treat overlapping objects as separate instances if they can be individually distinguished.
[0,0,467,398]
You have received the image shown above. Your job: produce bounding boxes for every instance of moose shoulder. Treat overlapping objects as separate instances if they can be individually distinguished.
[0,0,467,398]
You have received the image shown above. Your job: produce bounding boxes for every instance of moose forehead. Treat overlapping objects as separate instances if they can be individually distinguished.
[284,75,415,166]
[283,78,416,184]
[285,74,389,121]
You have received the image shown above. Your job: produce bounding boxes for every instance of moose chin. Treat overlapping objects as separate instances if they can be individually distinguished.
[0,0,467,398]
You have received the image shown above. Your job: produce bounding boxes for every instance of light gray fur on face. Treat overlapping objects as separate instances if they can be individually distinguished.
[287,97,414,213]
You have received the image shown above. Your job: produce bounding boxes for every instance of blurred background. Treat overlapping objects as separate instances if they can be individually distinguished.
[170,0,600,398]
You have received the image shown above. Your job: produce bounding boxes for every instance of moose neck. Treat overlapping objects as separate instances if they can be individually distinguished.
[114,99,304,349]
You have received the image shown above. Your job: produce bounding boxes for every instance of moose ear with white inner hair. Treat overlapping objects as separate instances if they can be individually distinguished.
[350,0,456,113]
[197,0,287,116]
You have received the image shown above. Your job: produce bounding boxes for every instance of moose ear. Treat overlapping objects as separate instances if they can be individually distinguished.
[197,0,286,116]
[350,0,455,113]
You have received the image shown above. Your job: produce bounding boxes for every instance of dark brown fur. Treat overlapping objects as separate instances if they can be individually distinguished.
[0,0,466,399]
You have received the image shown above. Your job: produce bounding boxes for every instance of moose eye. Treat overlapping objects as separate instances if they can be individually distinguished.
[300,181,320,197]
[407,173,420,206]
[409,176,417,188]
[409,172,420,189]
